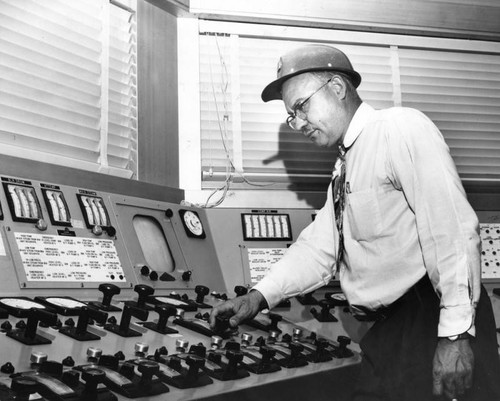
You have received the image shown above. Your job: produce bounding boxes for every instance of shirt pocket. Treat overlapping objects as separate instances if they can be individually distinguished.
[346,188,383,242]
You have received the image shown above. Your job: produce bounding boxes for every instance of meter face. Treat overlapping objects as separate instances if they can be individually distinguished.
[42,189,71,226]
[179,210,205,239]
[2,182,43,223]
[76,194,110,228]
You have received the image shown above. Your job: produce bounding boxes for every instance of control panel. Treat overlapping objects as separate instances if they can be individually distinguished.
[0,156,362,401]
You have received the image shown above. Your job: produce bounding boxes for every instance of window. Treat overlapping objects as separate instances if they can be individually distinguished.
[198,21,500,192]
[0,0,137,178]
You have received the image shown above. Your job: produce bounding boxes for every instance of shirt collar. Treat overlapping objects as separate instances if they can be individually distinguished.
[342,102,376,150]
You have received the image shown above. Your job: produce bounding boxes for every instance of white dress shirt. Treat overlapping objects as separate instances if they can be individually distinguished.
[253,102,480,338]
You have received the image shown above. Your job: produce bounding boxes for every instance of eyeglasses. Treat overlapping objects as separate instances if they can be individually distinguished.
[285,78,333,130]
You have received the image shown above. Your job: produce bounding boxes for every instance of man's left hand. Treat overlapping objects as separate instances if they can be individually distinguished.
[432,337,474,399]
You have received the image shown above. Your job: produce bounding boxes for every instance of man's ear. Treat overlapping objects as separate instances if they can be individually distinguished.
[330,75,347,100]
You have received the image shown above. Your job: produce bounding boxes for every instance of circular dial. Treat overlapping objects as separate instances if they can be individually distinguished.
[182,211,204,236]
[0,298,46,310]
[45,297,86,309]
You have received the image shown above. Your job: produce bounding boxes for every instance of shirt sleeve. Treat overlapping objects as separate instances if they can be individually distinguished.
[385,108,480,337]
[253,183,339,309]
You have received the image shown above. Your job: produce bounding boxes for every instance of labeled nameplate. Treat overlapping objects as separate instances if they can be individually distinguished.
[15,233,126,282]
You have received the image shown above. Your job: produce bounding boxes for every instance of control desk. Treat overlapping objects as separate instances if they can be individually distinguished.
[0,155,363,401]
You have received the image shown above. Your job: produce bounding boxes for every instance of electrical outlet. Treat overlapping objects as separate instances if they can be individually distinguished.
[480,223,500,279]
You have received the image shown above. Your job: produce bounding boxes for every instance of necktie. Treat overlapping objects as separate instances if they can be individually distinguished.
[332,145,347,270]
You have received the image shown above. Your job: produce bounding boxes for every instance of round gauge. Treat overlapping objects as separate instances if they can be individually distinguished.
[0,298,46,310]
[181,210,205,238]
[45,297,86,309]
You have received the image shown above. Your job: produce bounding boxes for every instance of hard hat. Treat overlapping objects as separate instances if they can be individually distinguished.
[261,44,361,102]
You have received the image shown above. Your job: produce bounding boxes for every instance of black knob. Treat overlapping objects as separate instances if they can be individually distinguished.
[82,368,106,393]
[225,349,243,377]
[165,209,173,218]
[189,344,206,358]
[214,315,230,334]
[99,283,121,307]
[119,362,136,379]
[234,285,248,297]
[61,370,80,387]
[149,270,159,281]
[208,352,222,364]
[114,351,126,361]
[0,362,14,374]
[259,346,276,366]
[15,320,26,329]
[64,318,75,327]
[185,355,205,382]
[62,356,75,367]
[98,354,119,370]
[268,313,282,332]
[181,270,192,281]
[105,226,117,237]
[1,321,12,331]
[10,377,40,400]
[134,284,154,308]
[195,285,209,304]
[40,360,63,376]
[154,304,177,331]
[289,341,304,358]
[140,266,150,276]
[137,361,159,387]
[167,356,182,371]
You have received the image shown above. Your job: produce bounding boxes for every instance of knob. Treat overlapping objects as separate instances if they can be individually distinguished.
[168,356,182,371]
[92,225,103,236]
[211,335,223,349]
[149,270,159,281]
[98,355,119,371]
[241,333,253,346]
[105,226,117,237]
[268,330,280,343]
[61,370,80,387]
[15,320,26,329]
[134,284,154,308]
[175,338,189,351]
[62,356,75,367]
[30,352,48,365]
[1,321,12,331]
[181,271,192,281]
[87,347,103,360]
[99,283,121,307]
[165,209,173,218]
[64,318,75,327]
[10,377,40,400]
[119,362,136,379]
[186,355,205,382]
[0,362,14,374]
[259,346,276,365]
[234,285,248,297]
[40,360,63,376]
[140,265,150,276]
[195,285,209,304]
[268,313,282,332]
[135,342,149,354]
[214,315,230,334]
[35,219,48,231]
[292,328,303,340]
[82,368,106,393]
[137,361,159,387]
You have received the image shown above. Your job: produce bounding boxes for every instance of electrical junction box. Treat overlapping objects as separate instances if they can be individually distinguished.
[480,223,500,280]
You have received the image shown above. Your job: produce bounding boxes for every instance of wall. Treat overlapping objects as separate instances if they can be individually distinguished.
[138,0,180,188]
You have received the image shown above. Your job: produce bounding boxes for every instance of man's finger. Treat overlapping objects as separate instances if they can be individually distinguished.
[433,372,443,395]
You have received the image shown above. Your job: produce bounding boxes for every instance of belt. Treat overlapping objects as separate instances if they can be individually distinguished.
[351,274,431,322]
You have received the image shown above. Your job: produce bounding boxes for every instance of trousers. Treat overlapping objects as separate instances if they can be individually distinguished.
[352,275,500,401]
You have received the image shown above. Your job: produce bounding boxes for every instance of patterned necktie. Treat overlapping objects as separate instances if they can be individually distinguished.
[332,145,347,271]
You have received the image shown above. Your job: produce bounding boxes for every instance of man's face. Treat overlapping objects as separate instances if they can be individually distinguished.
[282,73,349,148]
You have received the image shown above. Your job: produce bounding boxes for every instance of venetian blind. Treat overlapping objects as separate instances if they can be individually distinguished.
[199,30,500,191]
[0,0,137,178]
[200,34,395,191]
[398,48,500,181]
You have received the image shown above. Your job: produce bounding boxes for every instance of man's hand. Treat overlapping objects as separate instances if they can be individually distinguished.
[432,338,474,399]
[209,290,267,329]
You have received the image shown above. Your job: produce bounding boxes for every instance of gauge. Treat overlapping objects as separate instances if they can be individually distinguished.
[179,210,205,239]
[34,296,87,316]
[0,297,49,318]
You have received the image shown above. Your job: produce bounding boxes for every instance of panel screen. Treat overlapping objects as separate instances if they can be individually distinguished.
[2,180,42,223]
[241,213,292,241]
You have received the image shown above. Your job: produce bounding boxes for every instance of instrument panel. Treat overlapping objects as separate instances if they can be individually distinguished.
[0,155,362,401]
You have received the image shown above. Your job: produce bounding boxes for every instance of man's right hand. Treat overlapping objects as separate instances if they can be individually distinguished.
[209,290,267,330]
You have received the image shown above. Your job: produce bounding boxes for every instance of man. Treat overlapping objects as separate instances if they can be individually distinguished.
[209,44,500,400]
